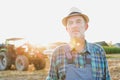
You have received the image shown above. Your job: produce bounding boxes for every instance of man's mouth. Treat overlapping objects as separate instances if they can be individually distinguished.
[72,30,80,33]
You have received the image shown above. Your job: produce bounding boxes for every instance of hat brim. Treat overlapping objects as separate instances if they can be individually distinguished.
[62,14,89,27]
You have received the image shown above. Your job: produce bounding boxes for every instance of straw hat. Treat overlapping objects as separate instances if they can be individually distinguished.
[62,7,89,27]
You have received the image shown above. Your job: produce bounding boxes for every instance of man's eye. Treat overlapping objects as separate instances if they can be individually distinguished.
[68,21,73,25]
[76,20,81,23]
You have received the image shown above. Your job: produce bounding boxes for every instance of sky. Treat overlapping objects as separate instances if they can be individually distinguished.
[0,0,120,45]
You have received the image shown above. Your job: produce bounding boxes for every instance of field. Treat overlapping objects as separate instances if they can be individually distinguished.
[0,54,120,80]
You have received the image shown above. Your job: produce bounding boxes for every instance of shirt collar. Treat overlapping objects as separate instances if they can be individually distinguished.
[85,41,92,54]
[82,41,91,54]
[69,40,91,54]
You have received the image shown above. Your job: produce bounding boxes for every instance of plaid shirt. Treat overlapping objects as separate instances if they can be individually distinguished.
[46,42,111,80]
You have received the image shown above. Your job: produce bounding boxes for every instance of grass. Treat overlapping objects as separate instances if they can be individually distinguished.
[106,53,120,59]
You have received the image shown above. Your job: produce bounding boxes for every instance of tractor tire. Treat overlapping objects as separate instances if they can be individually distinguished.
[34,58,46,70]
[0,52,11,70]
[15,55,29,71]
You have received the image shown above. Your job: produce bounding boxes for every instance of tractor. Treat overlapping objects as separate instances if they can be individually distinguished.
[0,38,46,71]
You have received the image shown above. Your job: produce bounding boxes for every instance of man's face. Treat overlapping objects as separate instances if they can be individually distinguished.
[66,16,88,38]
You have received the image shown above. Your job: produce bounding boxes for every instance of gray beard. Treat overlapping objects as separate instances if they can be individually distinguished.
[71,33,85,39]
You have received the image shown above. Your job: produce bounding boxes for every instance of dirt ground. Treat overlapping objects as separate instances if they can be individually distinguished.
[108,59,120,80]
[0,57,120,80]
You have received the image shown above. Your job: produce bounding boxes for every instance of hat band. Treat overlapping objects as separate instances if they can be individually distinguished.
[69,12,82,15]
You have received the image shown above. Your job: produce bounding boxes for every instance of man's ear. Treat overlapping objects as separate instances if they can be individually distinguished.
[85,24,88,31]
[66,27,68,31]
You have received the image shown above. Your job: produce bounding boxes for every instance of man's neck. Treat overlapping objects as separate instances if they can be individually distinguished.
[70,37,86,53]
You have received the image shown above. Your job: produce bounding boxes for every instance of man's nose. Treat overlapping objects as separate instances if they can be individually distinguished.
[71,22,78,28]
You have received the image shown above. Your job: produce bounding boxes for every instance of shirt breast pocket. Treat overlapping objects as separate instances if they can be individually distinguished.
[96,68,103,78]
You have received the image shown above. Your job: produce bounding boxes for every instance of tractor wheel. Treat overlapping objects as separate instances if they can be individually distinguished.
[0,52,11,70]
[15,55,29,71]
[34,58,46,70]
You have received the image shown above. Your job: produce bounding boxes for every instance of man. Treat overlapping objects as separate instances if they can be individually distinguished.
[46,7,111,80]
